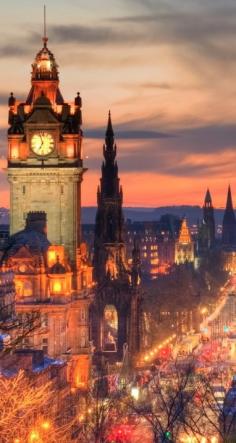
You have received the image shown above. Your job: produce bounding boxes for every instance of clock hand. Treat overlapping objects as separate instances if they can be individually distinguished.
[40,134,45,154]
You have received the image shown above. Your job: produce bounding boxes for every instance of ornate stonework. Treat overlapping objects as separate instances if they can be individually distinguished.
[7,39,84,267]
[5,36,93,389]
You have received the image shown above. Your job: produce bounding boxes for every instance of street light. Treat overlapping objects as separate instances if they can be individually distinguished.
[131,386,140,401]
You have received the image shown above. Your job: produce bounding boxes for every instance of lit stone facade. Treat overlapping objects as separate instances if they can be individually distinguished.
[1,212,93,388]
[175,218,194,265]
[8,167,82,266]
[4,36,93,389]
[7,38,83,266]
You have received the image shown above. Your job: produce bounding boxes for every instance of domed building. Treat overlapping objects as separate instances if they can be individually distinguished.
[1,211,93,389]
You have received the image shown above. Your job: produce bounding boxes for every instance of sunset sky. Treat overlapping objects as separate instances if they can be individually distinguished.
[1,0,236,208]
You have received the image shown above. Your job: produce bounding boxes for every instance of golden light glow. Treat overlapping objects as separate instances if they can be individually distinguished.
[53,281,62,293]
[29,430,40,442]
[67,145,74,158]
[47,246,65,267]
[142,334,176,364]
[178,218,192,244]
[41,420,51,431]
[11,146,19,159]
[47,250,57,266]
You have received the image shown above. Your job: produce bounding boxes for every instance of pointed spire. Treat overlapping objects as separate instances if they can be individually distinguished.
[226,185,234,211]
[205,188,212,204]
[106,110,114,138]
[104,111,116,162]
[105,110,115,153]
[222,185,236,246]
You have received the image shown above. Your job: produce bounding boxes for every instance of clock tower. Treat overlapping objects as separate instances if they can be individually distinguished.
[7,35,84,267]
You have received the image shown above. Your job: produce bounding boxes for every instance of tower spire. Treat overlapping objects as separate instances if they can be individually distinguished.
[226,185,233,211]
[43,5,48,47]
[105,110,115,152]
[106,110,114,137]
[222,185,236,246]
[205,188,212,205]
[93,114,125,282]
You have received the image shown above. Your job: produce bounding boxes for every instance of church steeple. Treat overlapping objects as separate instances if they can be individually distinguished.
[199,188,215,250]
[99,112,121,201]
[94,112,126,283]
[222,186,236,246]
[226,185,234,212]
[204,188,212,207]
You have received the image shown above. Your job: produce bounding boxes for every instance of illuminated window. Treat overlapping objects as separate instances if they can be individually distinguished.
[67,145,74,158]
[53,281,62,293]
[103,305,118,352]
[48,250,57,266]
[11,146,19,159]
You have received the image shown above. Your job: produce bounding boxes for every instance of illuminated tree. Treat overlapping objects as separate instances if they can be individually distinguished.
[0,370,72,443]
[124,359,199,443]
[72,368,133,443]
[189,373,236,443]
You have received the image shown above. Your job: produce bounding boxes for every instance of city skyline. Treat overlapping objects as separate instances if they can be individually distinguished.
[1,0,236,208]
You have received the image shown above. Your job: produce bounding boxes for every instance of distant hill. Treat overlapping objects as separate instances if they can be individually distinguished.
[0,206,225,226]
[81,206,225,225]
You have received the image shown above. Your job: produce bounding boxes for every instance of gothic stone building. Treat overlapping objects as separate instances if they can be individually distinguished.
[91,113,142,362]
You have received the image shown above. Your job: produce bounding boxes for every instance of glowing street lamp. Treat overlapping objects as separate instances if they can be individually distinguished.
[131,386,140,401]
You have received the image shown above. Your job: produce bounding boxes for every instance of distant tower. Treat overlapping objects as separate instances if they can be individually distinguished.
[175,217,194,264]
[199,189,215,250]
[93,111,126,283]
[222,186,236,246]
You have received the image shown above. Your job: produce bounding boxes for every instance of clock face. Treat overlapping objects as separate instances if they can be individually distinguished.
[31,132,54,156]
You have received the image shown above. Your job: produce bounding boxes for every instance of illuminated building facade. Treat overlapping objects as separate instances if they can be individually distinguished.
[175,217,194,265]
[3,34,93,389]
[7,35,83,266]
[1,211,92,388]
[124,217,180,280]
[92,114,142,360]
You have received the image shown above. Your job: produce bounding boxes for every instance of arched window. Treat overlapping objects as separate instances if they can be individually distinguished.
[103,305,118,352]
[15,280,32,298]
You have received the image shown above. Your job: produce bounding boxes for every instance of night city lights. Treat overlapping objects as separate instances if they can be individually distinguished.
[1,1,236,442]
